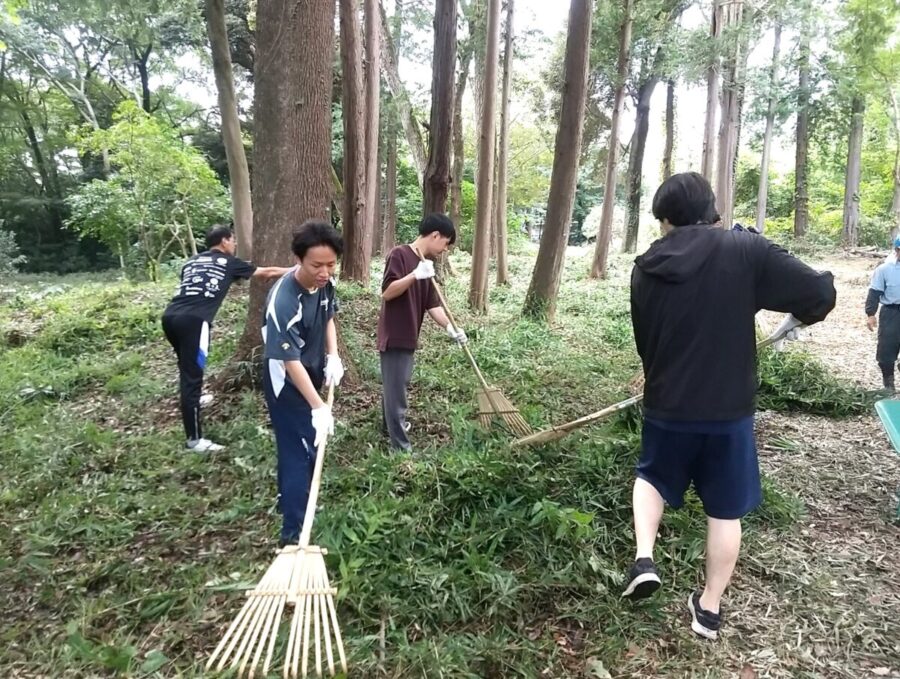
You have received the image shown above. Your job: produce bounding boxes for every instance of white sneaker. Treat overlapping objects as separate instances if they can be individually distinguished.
[186,438,225,453]
[199,393,214,407]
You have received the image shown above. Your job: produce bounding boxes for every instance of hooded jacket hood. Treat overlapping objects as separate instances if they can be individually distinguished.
[634,224,721,284]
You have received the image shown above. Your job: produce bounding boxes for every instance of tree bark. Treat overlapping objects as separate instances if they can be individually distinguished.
[384,127,398,253]
[523,0,593,320]
[590,0,632,279]
[714,0,744,228]
[451,45,473,235]
[888,87,900,237]
[494,0,514,285]
[623,73,660,253]
[842,95,865,247]
[793,22,811,238]
[468,0,502,313]
[133,44,153,113]
[232,0,334,368]
[364,0,381,255]
[662,79,675,181]
[372,114,385,257]
[206,0,254,259]
[339,0,370,283]
[755,20,781,234]
[423,0,457,215]
[701,0,722,181]
[378,0,427,187]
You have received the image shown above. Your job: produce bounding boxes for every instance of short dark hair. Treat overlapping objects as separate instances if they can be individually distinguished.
[206,224,234,249]
[291,220,344,260]
[418,213,456,245]
[651,172,718,227]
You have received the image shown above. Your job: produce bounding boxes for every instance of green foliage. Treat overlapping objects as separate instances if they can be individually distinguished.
[67,101,230,280]
[758,348,875,417]
[0,227,27,274]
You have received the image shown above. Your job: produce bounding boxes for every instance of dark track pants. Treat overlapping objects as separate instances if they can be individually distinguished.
[877,305,900,383]
[162,313,209,441]
[263,367,316,545]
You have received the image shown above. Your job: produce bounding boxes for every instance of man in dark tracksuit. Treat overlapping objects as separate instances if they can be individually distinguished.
[262,222,344,547]
[162,225,289,453]
[865,237,900,392]
[622,173,836,640]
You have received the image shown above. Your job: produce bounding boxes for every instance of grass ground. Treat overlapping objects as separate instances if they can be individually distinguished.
[0,246,897,678]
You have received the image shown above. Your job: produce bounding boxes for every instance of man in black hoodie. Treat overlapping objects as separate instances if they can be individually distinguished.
[622,173,836,640]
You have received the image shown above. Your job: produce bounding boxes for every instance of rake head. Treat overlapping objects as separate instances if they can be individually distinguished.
[206,546,297,678]
[207,546,347,679]
[475,386,532,437]
[283,546,347,678]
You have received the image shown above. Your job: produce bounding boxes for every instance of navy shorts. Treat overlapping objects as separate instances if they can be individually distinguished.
[636,415,762,520]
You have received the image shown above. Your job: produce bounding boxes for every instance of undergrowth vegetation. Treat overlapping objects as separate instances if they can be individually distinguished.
[0,250,869,677]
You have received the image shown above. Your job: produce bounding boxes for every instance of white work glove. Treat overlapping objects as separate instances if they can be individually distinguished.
[413,259,435,280]
[770,313,805,352]
[446,323,467,345]
[311,405,335,448]
[323,354,344,387]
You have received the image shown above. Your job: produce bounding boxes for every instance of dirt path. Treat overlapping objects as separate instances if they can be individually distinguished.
[685,254,900,678]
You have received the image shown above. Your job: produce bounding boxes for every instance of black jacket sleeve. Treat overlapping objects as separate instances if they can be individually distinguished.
[865,288,881,317]
[630,266,645,360]
[754,240,837,326]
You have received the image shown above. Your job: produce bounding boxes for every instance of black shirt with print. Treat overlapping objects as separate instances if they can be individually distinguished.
[163,250,257,323]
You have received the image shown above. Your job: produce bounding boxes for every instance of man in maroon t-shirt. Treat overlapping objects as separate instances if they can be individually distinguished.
[377,213,467,450]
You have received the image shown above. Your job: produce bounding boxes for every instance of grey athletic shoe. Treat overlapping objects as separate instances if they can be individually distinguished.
[687,590,722,640]
[621,558,661,600]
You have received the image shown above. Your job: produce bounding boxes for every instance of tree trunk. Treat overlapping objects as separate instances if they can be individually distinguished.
[662,79,675,181]
[494,0,514,286]
[364,0,381,254]
[232,0,334,369]
[451,46,473,235]
[590,0,632,279]
[372,115,385,257]
[469,0,487,192]
[523,0,593,320]
[793,23,810,238]
[135,45,152,113]
[842,95,865,248]
[423,0,457,215]
[468,0,502,313]
[714,0,743,228]
[701,0,722,180]
[206,0,254,259]
[889,87,900,237]
[755,21,781,234]
[623,74,659,254]
[339,0,370,283]
[378,0,427,186]
[384,127,398,253]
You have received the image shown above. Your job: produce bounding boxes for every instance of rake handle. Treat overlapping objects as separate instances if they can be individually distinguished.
[517,335,783,446]
[299,383,335,549]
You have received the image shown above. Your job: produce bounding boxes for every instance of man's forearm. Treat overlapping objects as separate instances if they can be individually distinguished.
[427,306,450,328]
[325,318,337,355]
[254,266,293,279]
[382,273,416,301]
[865,288,881,317]
[285,360,324,409]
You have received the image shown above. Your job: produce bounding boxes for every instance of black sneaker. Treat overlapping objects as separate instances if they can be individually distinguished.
[621,558,661,600]
[687,590,722,640]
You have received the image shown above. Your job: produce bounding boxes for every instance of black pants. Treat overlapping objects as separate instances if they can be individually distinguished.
[162,313,209,441]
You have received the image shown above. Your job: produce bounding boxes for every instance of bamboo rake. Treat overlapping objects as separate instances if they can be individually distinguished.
[513,335,782,448]
[415,249,532,436]
[207,385,347,678]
